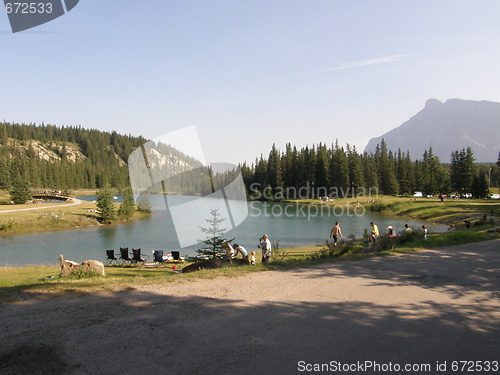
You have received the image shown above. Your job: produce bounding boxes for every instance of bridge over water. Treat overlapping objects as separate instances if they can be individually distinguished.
[32,194,71,201]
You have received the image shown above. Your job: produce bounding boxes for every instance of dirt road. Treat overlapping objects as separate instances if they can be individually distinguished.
[1,240,499,374]
[0,199,82,214]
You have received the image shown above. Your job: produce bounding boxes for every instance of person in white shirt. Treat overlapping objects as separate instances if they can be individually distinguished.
[233,244,248,260]
[259,234,272,263]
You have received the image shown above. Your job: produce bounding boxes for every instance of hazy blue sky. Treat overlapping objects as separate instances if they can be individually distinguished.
[1,0,500,164]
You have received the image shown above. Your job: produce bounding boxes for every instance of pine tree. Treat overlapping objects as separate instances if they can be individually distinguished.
[96,183,117,224]
[254,156,268,194]
[302,145,317,196]
[362,152,378,192]
[471,170,489,198]
[422,148,448,195]
[10,174,32,204]
[450,147,477,194]
[267,143,283,196]
[118,189,135,219]
[330,142,349,195]
[0,158,11,189]
[197,209,233,259]
[396,150,410,195]
[347,145,364,196]
[315,143,329,191]
[377,140,398,195]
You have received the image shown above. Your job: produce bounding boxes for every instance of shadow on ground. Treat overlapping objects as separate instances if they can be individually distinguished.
[1,240,499,375]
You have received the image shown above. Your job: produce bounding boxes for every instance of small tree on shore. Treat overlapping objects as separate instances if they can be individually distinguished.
[96,183,117,224]
[136,195,152,214]
[197,209,233,259]
[118,189,135,219]
[10,174,32,204]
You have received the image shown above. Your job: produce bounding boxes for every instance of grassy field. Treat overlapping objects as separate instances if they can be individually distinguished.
[0,262,270,304]
[1,224,498,304]
[0,195,148,235]
[286,195,500,224]
[0,199,97,233]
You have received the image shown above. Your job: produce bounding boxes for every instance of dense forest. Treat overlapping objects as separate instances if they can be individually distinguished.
[0,122,498,199]
[0,121,201,193]
[239,141,499,199]
[0,121,148,190]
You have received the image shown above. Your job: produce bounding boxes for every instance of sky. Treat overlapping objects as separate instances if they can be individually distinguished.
[1,0,500,165]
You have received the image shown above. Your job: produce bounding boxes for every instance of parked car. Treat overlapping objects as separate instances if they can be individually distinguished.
[413,191,423,197]
[490,194,500,199]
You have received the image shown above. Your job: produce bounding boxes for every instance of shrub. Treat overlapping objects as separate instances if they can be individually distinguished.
[368,201,388,212]
[377,236,398,250]
[348,244,364,254]
[0,219,15,232]
[67,268,103,280]
[377,230,424,250]
[397,230,424,244]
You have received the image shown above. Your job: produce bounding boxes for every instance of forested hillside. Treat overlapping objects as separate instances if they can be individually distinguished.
[1,122,498,199]
[0,122,218,194]
[240,141,499,199]
[0,122,147,190]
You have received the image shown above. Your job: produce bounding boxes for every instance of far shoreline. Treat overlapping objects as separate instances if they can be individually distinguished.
[283,196,499,225]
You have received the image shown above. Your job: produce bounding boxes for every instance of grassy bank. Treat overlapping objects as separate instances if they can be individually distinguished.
[286,196,500,224]
[0,197,149,236]
[2,223,498,304]
[0,263,269,304]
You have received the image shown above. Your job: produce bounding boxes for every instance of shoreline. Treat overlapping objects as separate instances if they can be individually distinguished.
[1,195,497,237]
[283,196,499,225]
[0,197,150,237]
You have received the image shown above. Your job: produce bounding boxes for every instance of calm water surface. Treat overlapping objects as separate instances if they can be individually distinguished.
[0,197,447,266]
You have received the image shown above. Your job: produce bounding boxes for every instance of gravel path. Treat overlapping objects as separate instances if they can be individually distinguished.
[0,199,82,214]
[1,239,499,375]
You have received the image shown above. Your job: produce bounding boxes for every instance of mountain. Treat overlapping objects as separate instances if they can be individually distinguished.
[364,98,500,162]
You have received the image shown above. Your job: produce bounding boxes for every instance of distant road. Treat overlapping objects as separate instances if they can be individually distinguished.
[0,199,83,214]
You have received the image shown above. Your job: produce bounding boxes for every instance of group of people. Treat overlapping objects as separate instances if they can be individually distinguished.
[330,221,429,245]
[224,234,273,265]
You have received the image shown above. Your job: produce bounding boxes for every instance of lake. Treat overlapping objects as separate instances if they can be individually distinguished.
[0,197,447,266]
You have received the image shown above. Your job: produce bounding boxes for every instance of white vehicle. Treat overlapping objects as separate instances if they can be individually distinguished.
[413,191,423,197]
[490,194,500,199]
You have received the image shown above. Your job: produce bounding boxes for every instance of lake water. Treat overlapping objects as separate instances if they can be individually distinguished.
[0,196,447,266]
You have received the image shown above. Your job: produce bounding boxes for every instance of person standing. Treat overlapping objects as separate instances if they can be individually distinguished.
[260,234,272,263]
[422,225,428,240]
[369,221,379,244]
[224,242,235,259]
[329,222,343,246]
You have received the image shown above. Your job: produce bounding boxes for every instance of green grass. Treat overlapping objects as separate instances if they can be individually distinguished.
[0,196,150,236]
[0,262,269,304]
[364,197,500,223]
[285,196,500,224]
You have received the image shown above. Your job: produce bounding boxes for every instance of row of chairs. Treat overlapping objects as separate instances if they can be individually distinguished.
[106,248,183,267]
